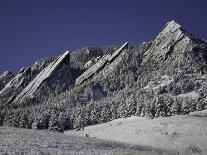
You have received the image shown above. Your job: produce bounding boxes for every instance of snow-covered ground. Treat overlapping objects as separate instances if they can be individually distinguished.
[65,113,207,154]
[1,126,170,155]
[189,109,207,117]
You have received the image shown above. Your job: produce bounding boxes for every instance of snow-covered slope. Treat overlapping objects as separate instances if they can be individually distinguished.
[65,115,207,153]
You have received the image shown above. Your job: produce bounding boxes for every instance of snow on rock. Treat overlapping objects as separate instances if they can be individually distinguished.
[0,71,15,91]
[141,20,191,73]
[0,68,32,99]
[75,42,128,85]
[84,60,93,69]
[144,75,173,90]
[76,54,111,85]
[177,91,199,99]
[14,51,71,103]
[19,67,26,73]
[84,56,102,69]
[108,42,128,62]
[0,58,55,102]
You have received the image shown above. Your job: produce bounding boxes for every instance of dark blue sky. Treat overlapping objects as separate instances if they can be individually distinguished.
[0,0,207,74]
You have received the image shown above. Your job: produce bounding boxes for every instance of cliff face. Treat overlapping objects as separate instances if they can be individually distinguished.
[140,20,206,75]
[0,71,15,91]
[0,57,55,103]
[75,42,128,85]
[14,51,72,103]
[0,45,117,105]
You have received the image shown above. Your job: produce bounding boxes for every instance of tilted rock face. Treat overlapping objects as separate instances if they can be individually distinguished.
[75,42,128,85]
[108,42,128,62]
[0,71,15,91]
[0,57,56,103]
[140,20,206,74]
[75,54,111,85]
[141,20,185,72]
[0,46,117,104]
[14,51,72,103]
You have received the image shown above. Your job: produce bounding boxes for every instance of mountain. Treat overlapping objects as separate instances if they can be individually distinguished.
[0,57,56,104]
[0,20,207,130]
[141,20,206,74]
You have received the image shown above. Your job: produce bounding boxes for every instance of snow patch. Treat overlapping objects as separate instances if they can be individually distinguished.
[189,109,207,117]
[144,75,173,90]
[177,91,199,99]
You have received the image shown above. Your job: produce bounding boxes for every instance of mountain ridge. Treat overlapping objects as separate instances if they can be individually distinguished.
[0,20,207,130]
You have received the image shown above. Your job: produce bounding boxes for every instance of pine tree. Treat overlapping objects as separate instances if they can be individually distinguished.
[117,100,128,118]
[110,101,118,120]
[171,98,181,115]
[181,99,190,114]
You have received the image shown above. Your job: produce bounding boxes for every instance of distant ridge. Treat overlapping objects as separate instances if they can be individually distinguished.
[0,20,207,131]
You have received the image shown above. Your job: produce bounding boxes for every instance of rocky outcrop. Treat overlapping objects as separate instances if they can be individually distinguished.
[14,51,71,103]
[108,42,128,62]
[0,57,56,103]
[0,68,33,101]
[84,56,101,69]
[70,46,118,70]
[0,71,15,91]
[140,20,205,74]
[75,42,128,85]
[75,54,111,85]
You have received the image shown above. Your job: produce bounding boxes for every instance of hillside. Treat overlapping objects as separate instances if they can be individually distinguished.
[0,20,207,131]
[65,113,207,154]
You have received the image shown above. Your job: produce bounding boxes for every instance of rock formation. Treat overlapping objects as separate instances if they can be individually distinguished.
[0,57,56,103]
[75,42,128,85]
[140,20,206,74]
[0,71,15,91]
[14,51,71,103]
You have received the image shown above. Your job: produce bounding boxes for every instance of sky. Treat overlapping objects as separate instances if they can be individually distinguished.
[0,0,207,74]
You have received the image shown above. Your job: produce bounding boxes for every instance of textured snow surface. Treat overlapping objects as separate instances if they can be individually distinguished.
[65,115,207,153]
[189,109,207,117]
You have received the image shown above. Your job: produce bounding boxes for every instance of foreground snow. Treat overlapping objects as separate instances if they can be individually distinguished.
[0,126,174,155]
[189,109,207,117]
[65,114,207,153]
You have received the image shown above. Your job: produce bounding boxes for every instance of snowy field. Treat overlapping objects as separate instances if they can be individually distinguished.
[65,111,207,155]
[0,126,178,155]
[1,111,207,155]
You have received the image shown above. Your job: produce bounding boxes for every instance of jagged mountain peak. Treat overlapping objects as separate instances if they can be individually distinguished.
[158,20,204,43]
[159,20,181,35]
[155,20,185,45]
[140,20,206,74]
